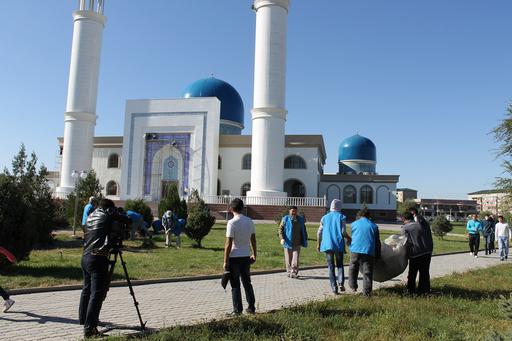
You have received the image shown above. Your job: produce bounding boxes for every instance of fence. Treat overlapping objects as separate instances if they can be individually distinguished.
[202,195,327,207]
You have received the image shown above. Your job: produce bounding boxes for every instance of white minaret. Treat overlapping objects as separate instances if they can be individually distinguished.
[56,0,106,198]
[247,0,289,199]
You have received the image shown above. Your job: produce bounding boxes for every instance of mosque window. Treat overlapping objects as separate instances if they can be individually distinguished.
[284,155,306,169]
[106,181,118,196]
[218,155,222,170]
[360,185,373,204]
[284,179,306,197]
[107,153,120,168]
[343,186,357,204]
[241,183,251,196]
[242,154,251,170]
[217,179,221,196]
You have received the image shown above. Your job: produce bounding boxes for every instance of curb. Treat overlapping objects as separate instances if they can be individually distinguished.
[8,250,471,296]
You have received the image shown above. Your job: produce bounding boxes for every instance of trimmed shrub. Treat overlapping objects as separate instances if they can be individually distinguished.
[431,216,453,239]
[158,183,187,219]
[124,199,154,224]
[185,189,215,247]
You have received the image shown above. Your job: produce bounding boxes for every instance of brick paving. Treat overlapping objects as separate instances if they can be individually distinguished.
[0,252,506,340]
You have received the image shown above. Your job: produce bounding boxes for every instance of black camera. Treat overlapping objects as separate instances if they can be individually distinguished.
[109,207,131,246]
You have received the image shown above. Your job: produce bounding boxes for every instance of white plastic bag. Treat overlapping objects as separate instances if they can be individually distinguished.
[372,234,408,282]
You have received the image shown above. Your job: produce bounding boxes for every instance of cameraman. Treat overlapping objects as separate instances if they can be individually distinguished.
[79,198,131,338]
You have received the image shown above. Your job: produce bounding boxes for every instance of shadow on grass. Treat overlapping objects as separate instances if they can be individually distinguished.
[36,237,84,250]
[1,265,123,281]
[380,284,510,301]
[288,305,375,318]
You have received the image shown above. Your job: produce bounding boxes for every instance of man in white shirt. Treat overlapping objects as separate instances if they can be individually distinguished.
[223,198,257,315]
[495,215,510,261]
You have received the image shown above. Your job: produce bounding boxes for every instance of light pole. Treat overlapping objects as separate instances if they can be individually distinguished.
[72,170,88,236]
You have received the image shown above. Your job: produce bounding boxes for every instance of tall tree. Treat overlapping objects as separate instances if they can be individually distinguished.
[492,105,512,212]
[64,170,103,227]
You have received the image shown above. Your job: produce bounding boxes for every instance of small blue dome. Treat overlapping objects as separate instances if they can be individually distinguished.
[182,77,244,127]
[338,134,376,161]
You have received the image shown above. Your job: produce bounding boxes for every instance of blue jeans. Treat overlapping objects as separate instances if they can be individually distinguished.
[484,234,494,254]
[228,257,256,313]
[498,237,509,259]
[326,251,344,292]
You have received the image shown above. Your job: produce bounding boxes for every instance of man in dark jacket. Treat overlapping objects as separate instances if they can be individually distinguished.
[79,199,131,337]
[401,211,434,295]
[483,215,496,254]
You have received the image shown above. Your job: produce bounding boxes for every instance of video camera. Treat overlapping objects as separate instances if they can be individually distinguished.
[109,207,132,247]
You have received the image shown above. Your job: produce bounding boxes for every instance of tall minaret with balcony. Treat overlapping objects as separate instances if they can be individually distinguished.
[247,0,290,199]
[56,0,106,197]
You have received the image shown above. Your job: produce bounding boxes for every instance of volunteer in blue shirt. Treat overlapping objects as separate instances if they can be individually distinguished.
[466,214,483,258]
[347,209,381,297]
[317,199,351,295]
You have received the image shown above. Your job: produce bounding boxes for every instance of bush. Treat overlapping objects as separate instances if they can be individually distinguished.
[64,170,103,227]
[52,198,69,228]
[0,145,56,261]
[158,183,187,219]
[431,216,453,239]
[185,189,215,247]
[124,198,154,224]
[0,175,34,263]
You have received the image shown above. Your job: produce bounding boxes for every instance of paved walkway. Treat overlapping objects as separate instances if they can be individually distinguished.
[0,252,507,340]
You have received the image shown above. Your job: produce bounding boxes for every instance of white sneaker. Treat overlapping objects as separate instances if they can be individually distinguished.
[474,255,478,258]
[469,252,473,256]
[4,299,14,312]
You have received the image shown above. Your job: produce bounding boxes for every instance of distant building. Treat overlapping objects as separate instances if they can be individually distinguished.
[467,189,508,215]
[414,198,477,221]
[396,188,418,203]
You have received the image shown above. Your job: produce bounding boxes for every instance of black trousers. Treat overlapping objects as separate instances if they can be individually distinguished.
[469,234,480,255]
[407,253,431,295]
[228,257,256,313]
[79,254,110,332]
[0,286,9,300]
[348,253,374,296]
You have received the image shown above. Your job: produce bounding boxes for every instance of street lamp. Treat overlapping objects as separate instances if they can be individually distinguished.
[72,170,88,236]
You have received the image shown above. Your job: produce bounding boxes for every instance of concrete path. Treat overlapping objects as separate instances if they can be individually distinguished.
[0,252,507,341]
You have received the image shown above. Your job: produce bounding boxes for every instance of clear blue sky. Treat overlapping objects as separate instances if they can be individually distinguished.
[0,0,510,199]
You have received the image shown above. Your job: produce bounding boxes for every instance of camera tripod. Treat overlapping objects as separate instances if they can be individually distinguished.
[107,247,146,331]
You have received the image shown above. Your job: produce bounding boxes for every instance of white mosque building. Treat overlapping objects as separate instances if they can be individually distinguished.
[53,0,399,221]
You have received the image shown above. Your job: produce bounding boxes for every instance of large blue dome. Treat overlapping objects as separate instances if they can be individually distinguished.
[338,134,376,161]
[182,77,244,127]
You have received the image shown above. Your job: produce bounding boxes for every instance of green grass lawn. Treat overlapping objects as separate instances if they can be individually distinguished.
[0,223,472,290]
[111,264,512,341]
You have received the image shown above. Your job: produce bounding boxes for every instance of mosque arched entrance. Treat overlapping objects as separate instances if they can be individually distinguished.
[284,179,306,197]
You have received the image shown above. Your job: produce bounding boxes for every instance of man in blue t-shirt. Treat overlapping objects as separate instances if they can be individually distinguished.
[347,209,380,297]
[82,197,98,227]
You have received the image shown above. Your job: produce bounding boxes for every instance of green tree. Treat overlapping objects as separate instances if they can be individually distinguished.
[185,189,215,247]
[492,105,512,206]
[397,199,418,217]
[0,145,56,262]
[158,183,187,219]
[64,170,103,227]
[124,198,154,224]
[431,215,453,240]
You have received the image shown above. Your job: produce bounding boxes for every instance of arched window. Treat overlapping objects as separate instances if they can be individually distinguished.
[107,153,119,168]
[218,155,222,170]
[343,185,357,204]
[284,179,306,197]
[360,185,373,204]
[241,183,251,196]
[106,181,118,196]
[284,155,306,169]
[242,154,251,170]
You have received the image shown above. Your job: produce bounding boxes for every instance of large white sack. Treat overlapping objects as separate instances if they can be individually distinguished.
[372,234,408,282]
